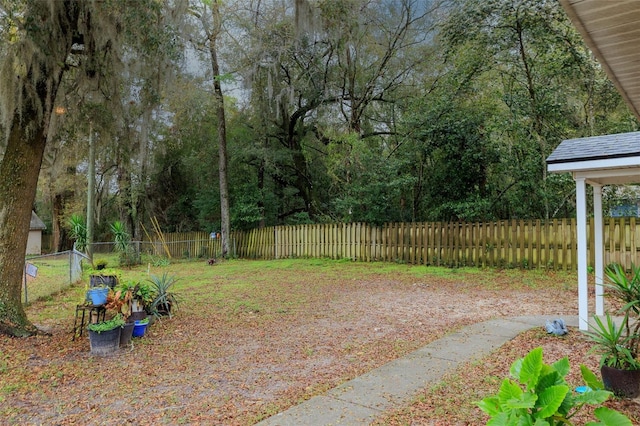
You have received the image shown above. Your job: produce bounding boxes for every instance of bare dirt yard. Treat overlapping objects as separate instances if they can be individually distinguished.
[1,259,638,425]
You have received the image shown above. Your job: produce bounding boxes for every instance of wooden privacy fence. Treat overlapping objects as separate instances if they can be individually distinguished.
[137,218,640,270]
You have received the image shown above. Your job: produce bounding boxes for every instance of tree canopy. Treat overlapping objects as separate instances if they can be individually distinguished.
[32,0,639,236]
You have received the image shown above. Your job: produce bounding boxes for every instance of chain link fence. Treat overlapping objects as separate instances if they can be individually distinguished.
[23,250,88,304]
[23,238,229,304]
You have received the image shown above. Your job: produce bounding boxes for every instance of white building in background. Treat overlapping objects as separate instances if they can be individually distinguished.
[27,211,46,255]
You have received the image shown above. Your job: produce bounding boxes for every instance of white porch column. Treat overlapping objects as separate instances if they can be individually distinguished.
[576,177,589,330]
[592,183,604,316]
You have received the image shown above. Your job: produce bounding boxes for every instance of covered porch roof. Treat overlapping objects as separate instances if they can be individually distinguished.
[547,132,640,330]
[559,0,640,121]
[547,131,640,185]
[549,2,640,330]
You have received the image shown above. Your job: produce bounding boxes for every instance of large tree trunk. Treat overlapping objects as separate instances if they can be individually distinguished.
[0,1,78,336]
[0,115,49,336]
[52,190,75,252]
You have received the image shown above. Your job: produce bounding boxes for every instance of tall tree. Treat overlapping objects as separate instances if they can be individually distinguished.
[190,0,231,257]
[232,0,442,222]
[208,0,231,258]
[40,116,85,252]
[0,1,90,336]
[113,1,185,241]
[0,0,176,336]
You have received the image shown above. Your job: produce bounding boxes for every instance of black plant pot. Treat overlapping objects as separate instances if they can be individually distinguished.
[129,311,147,322]
[90,274,118,290]
[156,301,172,317]
[601,365,640,398]
[119,322,135,348]
[88,327,121,356]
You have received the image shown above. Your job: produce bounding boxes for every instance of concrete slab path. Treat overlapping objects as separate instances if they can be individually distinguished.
[256,315,579,426]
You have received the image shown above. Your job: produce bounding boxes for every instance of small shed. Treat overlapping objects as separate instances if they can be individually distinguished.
[547,131,640,330]
[27,211,46,255]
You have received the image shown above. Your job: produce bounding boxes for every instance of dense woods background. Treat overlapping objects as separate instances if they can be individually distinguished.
[10,0,639,251]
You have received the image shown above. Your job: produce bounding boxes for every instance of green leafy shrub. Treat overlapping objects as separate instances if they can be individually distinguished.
[119,280,154,311]
[148,273,180,318]
[110,220,130,253]
[69,214,87,252]
[583,313,640,370]
[87,315,125,334]
[477,347,632,425]
[110,220,140,266]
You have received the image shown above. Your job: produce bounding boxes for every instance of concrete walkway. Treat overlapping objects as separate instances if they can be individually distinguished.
[256,315,579,426]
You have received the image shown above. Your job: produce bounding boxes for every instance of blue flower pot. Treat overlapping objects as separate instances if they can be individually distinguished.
[132,320,148,338]
[87,287,109,305]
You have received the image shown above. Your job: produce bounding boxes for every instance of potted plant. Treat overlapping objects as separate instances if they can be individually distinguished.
[583,263,640,397]
[87,314,125,356]
[94,259,108,271]
[89,267,120,290]
[86,285,109,305]
[105,287,135,347]
[132,317,149,338]
[148,273,180,318]
[132,280,154,319]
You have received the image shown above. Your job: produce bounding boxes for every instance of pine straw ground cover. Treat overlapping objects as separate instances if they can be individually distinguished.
[0,258,638,425]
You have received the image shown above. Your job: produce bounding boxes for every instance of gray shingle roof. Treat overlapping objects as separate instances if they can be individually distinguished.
[546,131,640,164]
[30,211,46,230]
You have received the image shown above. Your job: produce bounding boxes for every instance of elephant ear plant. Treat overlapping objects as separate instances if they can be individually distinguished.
[477,347,632,425]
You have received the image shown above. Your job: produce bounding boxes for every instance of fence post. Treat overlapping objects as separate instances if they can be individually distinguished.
[631,217,637,266]
[23,263,28,304]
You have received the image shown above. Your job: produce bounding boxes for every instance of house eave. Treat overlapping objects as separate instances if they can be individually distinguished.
[547,156,640,174]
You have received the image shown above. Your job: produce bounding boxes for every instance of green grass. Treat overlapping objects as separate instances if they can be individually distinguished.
[103,257,579,301]
[23,257,579,324]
